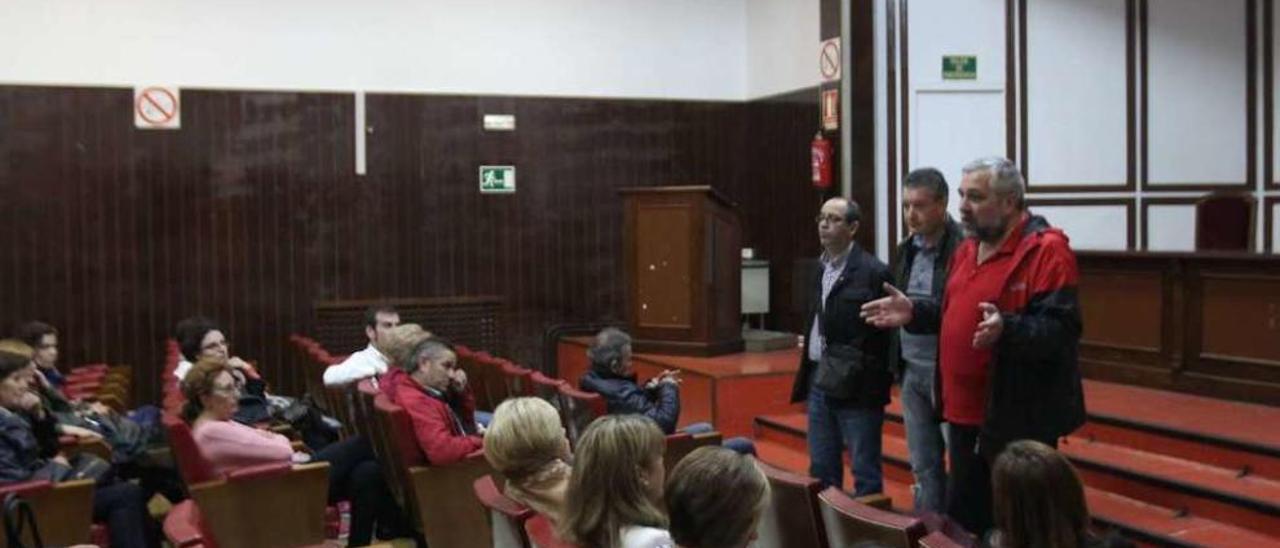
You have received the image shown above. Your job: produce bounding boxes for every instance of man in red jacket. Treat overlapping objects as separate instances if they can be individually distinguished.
[383,338,483,465]
[861,157,1085,536]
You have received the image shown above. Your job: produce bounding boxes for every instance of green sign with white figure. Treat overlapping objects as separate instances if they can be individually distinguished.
[479,165,516,194]
[942,55,977,80]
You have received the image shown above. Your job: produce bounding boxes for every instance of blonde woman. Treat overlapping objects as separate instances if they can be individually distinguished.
[665,446,770,548]
[483,397,573,523]
[561,414,671,548]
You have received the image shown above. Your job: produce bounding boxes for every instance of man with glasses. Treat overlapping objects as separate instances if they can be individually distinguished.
[789,197,894,496]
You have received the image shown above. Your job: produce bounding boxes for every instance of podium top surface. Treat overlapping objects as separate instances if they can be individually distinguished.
[618,185,737,209]
[560,336,799,379]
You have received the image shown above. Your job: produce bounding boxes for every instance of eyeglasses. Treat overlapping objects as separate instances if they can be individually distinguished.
[815,214,847,225]
[211,384,240,396]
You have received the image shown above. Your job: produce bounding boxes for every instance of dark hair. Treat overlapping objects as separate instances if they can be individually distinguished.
[400,336,455,373]
[904,167,949,203]
[364,304,400,329]
[179,358,233,423]
[13,322,57,350]
[992,440,1089,548]
[0,340,34,382]
[175,316,220,362]
[666,446,770,548]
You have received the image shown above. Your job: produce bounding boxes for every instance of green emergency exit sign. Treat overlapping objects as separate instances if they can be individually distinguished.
[942,55,977,80]
[479,165,516,194]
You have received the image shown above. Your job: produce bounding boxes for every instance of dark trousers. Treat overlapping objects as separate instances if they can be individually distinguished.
[945,424,1058,538]
[92,481,157,548]
[314,436,409,546]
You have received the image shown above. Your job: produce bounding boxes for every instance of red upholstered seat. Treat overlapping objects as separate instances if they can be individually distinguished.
[755,461,829,548]
[0,479,96,547]
[500,361,534,398]
[817,486,927,548]
[555,384,607,447]
[524,513,581,548]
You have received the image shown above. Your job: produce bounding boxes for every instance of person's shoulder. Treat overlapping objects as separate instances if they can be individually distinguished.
[619,526,674,548]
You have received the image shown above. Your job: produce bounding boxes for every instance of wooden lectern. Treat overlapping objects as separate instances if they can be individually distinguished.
[621,186,744,356]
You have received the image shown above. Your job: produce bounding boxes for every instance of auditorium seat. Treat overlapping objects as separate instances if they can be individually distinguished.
[473,475,534,548]
[1196,191,1256,251]
[369,392,493,548]
[663,431,723,476]
[0,478,95,548]
[555,384,606,447]
[754,461,829,548]
[528,371,568,415]
[524,513,581,548]
[817,486,927,548]
[500,360,534,399]
[919,530,966,548]
[161,499,205,548]
[162,414,331,548]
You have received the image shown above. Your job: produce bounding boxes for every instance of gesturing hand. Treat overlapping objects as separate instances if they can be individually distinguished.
[972,302,1003,349]
[860,283,914,328]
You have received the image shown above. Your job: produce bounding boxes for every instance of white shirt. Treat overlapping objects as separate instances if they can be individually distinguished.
[323,344,390,387]
[619,526,674,548]
[174,359,193,380]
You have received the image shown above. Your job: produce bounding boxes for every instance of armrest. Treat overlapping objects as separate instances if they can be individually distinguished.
[0,480,54,497]
[225,462,294,482]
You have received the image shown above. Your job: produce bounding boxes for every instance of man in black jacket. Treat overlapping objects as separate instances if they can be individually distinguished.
[579,327,681,433]
[890,168,963,513]
[790,197,893,496]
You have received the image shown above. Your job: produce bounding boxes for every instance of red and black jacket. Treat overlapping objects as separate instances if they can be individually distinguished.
[906,213,1086,450]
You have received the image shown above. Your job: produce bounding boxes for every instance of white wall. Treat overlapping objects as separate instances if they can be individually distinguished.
[0,0,758,100]
[747,0,821,98]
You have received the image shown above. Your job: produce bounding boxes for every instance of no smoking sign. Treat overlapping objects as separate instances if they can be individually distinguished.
[134,86,181,130]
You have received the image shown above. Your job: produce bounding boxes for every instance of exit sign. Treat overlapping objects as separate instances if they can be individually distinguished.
[479,165,516,194]
[942,55,977,80]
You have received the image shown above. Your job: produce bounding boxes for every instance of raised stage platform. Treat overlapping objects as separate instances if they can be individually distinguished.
[556,337,803,438]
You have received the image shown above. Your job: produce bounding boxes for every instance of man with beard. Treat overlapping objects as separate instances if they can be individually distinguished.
[860,157,1085,536]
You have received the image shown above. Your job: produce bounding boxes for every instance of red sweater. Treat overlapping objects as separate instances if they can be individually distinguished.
[382,369,482,466]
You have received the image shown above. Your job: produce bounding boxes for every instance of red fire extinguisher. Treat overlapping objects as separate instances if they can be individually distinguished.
[811,132,832,189]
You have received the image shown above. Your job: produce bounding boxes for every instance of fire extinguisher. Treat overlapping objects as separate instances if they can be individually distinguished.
[811,132,832,189]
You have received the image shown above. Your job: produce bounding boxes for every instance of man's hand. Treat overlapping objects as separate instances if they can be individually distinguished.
[448,368,468,391]
[87,401,113,416]
[972,302,1003,349]
[16,392,42,412]
[860,283,914,328]
[52,454,70,467]
[227,357,252,371]
[60,425,104,441]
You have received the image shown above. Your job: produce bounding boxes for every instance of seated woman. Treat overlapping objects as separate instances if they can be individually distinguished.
[0,341,156,548]
[483,397,572,523]
[382,337,484,465]
[173,316,260,382]
[665,446,769,548]
[580,328,754,455]
[990,440,1131,548]
[561,414,670,548]
[181,358,407,546]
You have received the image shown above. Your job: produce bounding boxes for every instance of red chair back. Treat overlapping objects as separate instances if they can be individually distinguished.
[473,475,534,548]
[755,461,829,548]
[163,414,218,485]
[817,486,927,548]
[555,384,607,447]
[500,361,534,398]
[523,513,581,548]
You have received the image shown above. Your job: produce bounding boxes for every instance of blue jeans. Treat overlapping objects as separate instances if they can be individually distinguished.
[807,386,884,496]
[901,363,948,513]
[682,422,757,455]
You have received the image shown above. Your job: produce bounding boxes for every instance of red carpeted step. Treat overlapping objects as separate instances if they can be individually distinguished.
[753,413,1280,547]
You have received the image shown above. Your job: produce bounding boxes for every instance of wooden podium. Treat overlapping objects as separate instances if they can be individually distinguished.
[621,186,743,356]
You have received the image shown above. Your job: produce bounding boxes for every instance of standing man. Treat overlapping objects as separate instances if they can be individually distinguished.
[861,157,1085,535]
[790,197,893,496]
[891,168,963,514]
[323,305,401,386]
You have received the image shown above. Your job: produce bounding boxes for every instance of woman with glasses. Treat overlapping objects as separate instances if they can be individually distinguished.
[181,359,409,546]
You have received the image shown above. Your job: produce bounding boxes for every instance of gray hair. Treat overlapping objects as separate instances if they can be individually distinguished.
[586,328,631,375]
[401,337,454,373]
[962,157,1025,209]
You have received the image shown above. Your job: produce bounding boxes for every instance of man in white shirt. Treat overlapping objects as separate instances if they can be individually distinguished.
[323,305,401,387]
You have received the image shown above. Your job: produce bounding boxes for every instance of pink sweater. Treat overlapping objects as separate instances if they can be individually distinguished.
[192,419,293,476]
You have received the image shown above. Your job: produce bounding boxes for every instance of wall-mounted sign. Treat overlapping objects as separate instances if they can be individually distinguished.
[821,89,839,131]
[479,165,516,194]
[483,114,516,131]
[134,86,181,129]
[942,55,977,80]
[819,37,841,82]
